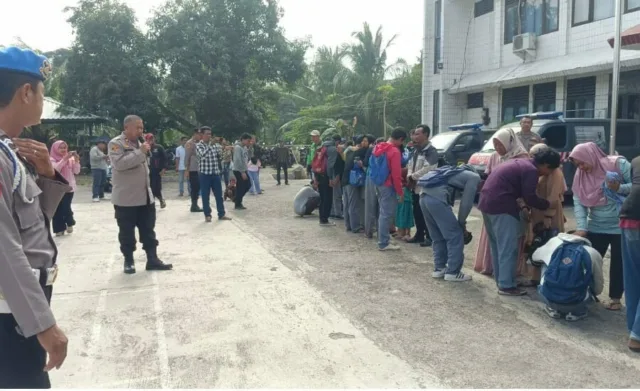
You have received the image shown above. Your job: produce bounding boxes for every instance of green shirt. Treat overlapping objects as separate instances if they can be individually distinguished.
[306,142,319,166]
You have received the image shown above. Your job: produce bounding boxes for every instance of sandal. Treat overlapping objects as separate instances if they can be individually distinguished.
[605,300,622,311]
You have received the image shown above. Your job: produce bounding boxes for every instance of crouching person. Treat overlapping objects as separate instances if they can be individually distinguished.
[294,185,321,217]
[418,164,481,282]
[532,233,604,321]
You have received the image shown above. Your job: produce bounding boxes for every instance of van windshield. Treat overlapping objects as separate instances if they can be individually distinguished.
[430,132,461,152]
[479,126,540,152]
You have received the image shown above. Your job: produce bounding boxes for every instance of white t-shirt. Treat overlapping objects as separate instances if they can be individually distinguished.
[176,145,186,171]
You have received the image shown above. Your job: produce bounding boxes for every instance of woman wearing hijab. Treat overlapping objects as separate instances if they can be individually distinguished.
[570,142,632,311]
[50,140,81,236]
[522,143,567,284]
[473,128,529,275]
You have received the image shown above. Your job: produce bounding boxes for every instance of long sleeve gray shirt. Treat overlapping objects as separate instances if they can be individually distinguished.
[422,170,481,227]
[233,144,248,173]
[90,145,108,170]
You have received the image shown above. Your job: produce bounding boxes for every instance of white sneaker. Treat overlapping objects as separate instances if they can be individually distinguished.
[444,272,472,282]
[379,244,400,251]
[92,198,100,203]
[66,226,74,234]
[432,269,446,279]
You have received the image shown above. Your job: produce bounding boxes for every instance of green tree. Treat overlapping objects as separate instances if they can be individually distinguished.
[148,0,308,139]
[60,0,181,130]
[386,62,423,132]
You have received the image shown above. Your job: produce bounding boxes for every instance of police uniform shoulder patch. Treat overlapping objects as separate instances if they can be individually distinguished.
[111,143,120,153]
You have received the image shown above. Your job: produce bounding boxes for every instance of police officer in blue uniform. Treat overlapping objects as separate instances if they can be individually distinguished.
[0,47,69,388]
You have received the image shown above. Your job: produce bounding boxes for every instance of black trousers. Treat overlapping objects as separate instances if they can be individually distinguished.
[189,171,200,204]
[233,171,251,207]
[412,193,430,240]
[276,162,288,184]
[114,203,158,256]
[52,192,75,234]
[317,174,333,223]
[149,170,163,201]
[0,286,52,389]
[587,232,624,300]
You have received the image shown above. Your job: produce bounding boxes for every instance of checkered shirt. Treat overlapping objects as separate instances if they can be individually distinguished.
[196,141,223,175]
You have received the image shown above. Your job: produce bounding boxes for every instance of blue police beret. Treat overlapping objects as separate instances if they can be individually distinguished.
[0,47,52,81]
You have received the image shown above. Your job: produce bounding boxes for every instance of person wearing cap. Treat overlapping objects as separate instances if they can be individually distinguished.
[90,138,109,202]
[307,130,321,183]
[109,115,173,274]
[0,46,69,388]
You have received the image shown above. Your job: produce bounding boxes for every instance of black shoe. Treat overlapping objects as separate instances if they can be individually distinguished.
[285,182,289,185]
[145,248,173,271]
[124,263,136,274]
[420,238,433,247]
[235,205,247,210]
[190,205,203,212]
[406,236,424,244]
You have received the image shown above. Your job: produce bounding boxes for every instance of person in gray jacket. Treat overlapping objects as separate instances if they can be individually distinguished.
[419,165,481,282]
[232,133,252,210]
[89,139,108,202]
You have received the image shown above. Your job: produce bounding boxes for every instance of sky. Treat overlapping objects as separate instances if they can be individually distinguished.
[0,0,424,65]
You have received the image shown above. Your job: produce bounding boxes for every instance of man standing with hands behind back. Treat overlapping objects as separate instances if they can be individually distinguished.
[0,46,69,389]
[109,115,173,274]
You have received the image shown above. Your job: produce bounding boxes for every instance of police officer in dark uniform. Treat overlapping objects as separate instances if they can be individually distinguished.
[0,47,69,388]
[108,115,173,274]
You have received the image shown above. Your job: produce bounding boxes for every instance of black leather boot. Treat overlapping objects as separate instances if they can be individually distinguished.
[190,202,203,212]
[145,248,173,271]
[124,254,136,274]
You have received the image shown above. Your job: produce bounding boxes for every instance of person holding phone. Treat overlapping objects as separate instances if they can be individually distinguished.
[49,140,81,236]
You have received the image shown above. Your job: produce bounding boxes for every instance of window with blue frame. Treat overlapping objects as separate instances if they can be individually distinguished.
[504,0,559,44]
[627,0,640,12]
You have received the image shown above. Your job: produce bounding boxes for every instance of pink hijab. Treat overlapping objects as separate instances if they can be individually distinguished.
[50,140,79,191]
[569,142,620,207]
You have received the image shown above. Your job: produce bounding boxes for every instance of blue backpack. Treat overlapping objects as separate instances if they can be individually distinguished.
[539,242,593,305]
[368,153,390,186]
[349,167,366,187]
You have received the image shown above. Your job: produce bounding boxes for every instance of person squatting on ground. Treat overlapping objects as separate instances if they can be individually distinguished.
[294,185,321,217]
[196,127,232,223]
[369,128,407,251]
[144,133,167,209]
[109,115,173,275]
[0,46,69,389]
[620,155,640,352]
[407,124,439,247]
[418,164,481,282]
[532,233,604,322]
[570,142,631,311]
[185,127,203,212]
[89,139,109,202]
[233,133,253,210]
[478,147,560,296]
[49,140,80,236]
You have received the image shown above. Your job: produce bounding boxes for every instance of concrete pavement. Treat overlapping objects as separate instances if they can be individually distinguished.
[49,169,640,388]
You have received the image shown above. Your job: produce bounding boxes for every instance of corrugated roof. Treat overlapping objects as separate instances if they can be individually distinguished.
[448,48,640,94]
[41,97,108,123]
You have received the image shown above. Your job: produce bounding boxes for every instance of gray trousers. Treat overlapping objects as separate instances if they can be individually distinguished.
[343,185,364,231]
[332,182,343,217]
[364,176,378,238]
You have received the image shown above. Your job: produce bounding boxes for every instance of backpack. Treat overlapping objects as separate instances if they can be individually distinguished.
[539,242,593,305]
[368,152,390,186]
[349,166,366,187]
[311,146,328,175]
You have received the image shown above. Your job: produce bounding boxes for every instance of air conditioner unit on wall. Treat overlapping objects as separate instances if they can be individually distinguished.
[513,32,536,59]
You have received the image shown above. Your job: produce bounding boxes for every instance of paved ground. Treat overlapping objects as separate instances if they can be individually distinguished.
[50,169,639,388]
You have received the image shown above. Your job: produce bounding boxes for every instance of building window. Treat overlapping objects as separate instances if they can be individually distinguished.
[627,0,640,13]
[573,0,614,26]
[434,0,442,74]
[433,90,440,134]
[533,82,556,112]
[475,0,494,17]
[501,86,530,123]
[504,0,560,44]
[467,92,484,109]
[566,76,596,118]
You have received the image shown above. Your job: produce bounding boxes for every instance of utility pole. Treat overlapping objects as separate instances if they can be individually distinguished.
[610,0,623,155]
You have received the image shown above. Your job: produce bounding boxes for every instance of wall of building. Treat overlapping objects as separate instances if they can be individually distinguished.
[422,0,640,132]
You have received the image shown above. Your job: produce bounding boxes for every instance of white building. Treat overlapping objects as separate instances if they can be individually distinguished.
[422,0,640,133]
